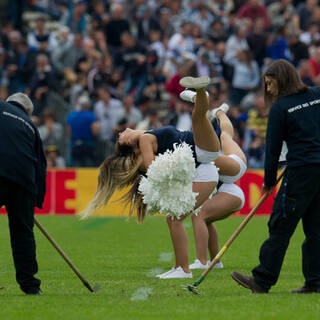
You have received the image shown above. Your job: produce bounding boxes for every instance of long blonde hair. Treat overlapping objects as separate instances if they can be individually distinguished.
[81,143,147,222]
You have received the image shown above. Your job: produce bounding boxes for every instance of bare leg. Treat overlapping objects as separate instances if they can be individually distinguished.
[192,193,242,263]
[166,215,190,273]
[192,88,220,152]
[207,223,220,260]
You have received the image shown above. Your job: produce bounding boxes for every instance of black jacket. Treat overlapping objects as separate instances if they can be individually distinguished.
[264,86,320,186]
[0,100,47,208]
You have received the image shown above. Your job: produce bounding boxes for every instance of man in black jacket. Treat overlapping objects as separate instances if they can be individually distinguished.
[231,59,320,294]
[0,93,47,294]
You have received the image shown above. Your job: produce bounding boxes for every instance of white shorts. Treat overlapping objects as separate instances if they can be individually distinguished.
[219,154,247,184]
[218,183,245,211]
[193,163,219,183]
[195,145,219,163]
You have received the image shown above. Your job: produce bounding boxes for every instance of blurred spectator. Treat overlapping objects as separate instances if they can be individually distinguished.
[93,85,125,151]
[60,0,89,34]
[300,22,320,46]
[228,49,260,106]
[52,32,84,77]
[87,54,112,94]
[298,59,313,86]
[121,95,143,129]
[67,93,99,167]
[207,0,234,23]
[190,4,214,34]
[136,108,161,130]
[91,1,109,30]
[119,31,148,104]
[207,19,229,44]
[288,33,309,67]
[136,4,154,45]
[28,54,58,116]
[268,0,296,29]
[247,17,268,67]
[165,59,197,109]
[154,7,174,40]
[104,2,130,55]
[297,0,318,31]
[45,145,66,169]
[237,0,270,29]
[38,109,64,151]
[167,21,195,59]
[224,24,249,63]
[27,16,57,53]
[168,99,192,131]
[308,46,320,85]
[246,94,268,140]
[266,24,292,61]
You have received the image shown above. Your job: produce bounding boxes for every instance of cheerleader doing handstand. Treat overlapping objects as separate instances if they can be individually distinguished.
[180,88,247,270]
[82,76,220,278]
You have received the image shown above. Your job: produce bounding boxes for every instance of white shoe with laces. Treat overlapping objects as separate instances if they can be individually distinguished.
[156,267,175,278]
[179,76,211,89]
[189,259,224,269]
[189,259,208,270]
[213,261,224,269]
[158,266,192,279]
[180,90,209,103]
[208,103,230,121]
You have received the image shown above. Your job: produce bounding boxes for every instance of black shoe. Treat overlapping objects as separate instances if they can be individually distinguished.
[231,271,268,293]
[22,288,42,295]
[292,285,320,294]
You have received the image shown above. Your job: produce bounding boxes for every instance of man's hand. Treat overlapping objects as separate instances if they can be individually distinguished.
[262,184,274,196]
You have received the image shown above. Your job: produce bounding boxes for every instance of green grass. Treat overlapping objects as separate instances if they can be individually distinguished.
[0,215,318,320]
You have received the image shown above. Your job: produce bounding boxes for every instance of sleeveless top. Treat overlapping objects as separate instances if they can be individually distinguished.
[146,126,201,167]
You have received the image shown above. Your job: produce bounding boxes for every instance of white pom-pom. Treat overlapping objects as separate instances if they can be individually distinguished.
[138,142,198,219]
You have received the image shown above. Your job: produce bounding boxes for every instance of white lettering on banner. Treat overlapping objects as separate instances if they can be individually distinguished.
[2,111,35,134]
[288,99,320,113]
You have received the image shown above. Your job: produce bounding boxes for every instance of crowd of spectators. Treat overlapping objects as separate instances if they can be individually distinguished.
[0,0,318,168]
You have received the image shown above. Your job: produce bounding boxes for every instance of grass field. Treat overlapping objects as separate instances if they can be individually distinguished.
[0,215,319,320]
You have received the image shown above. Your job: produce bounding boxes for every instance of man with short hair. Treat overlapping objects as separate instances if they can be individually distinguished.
[0,92,47,294]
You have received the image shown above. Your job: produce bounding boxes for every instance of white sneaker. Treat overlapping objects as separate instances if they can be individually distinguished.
[180,90,209,103]
[213,261,224,269]
[189,259,209,270]
[179,76,210,89]
[156,267,175,278]
[208,103,230,120]
[159,266,192,279]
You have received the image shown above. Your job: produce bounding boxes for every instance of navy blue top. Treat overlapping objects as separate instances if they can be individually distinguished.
[146,126,201,167]
[0,100,47,207]
[265,86,320,186]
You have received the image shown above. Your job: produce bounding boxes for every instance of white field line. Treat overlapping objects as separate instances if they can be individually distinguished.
[130,287,153,301]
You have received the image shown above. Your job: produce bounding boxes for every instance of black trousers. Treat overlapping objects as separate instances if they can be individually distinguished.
[252,164,320,291]
[0,177,41,293]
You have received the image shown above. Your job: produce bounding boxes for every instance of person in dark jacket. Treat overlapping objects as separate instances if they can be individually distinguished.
[231,59,320,294]
[0,93,47,294]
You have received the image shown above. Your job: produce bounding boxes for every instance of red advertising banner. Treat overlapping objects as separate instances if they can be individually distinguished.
[0,169,280,216]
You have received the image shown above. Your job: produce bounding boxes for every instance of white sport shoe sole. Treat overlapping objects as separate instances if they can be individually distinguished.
[179,76,210,89]
[180,90,209,103]
[156,267,175,278]
[158,266,192,279]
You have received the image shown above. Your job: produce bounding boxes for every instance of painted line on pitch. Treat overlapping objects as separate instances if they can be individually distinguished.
[158,252,173,262]
[130,287,153,301]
